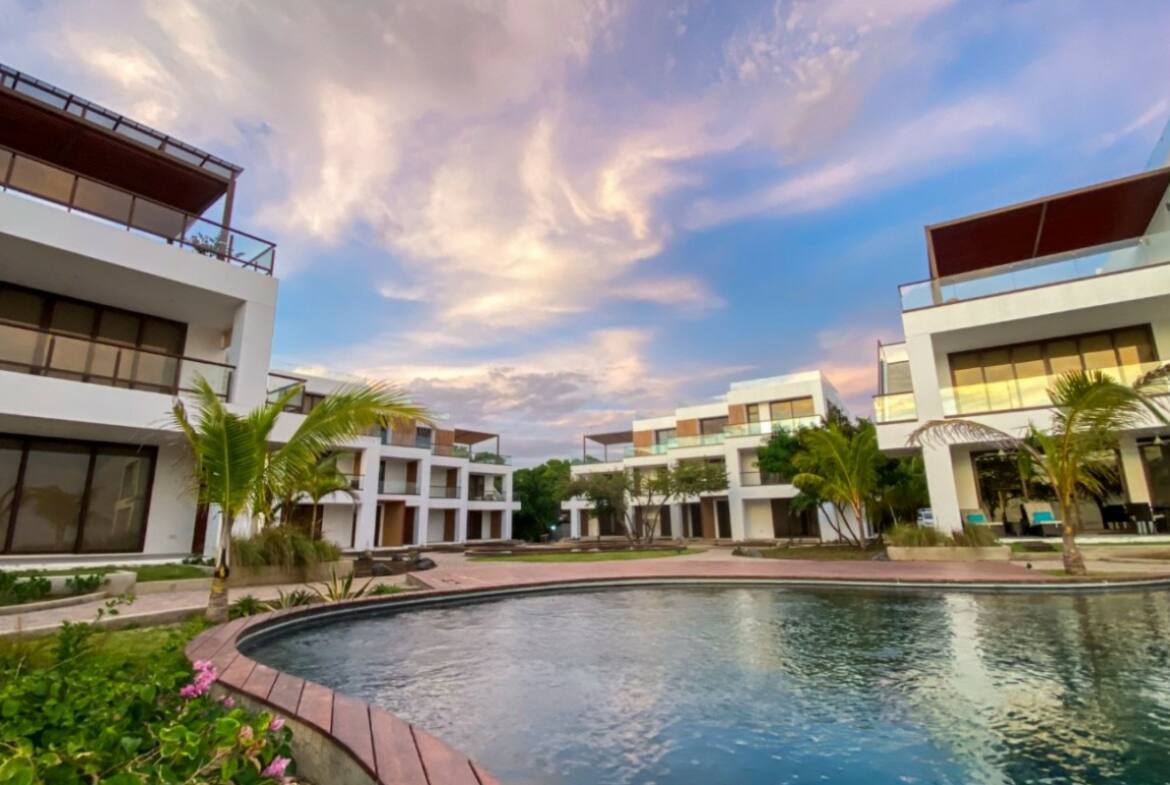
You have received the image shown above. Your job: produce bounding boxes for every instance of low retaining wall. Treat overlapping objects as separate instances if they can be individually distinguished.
[887,546,1012,562]
[227,558,354,588]
[0,571,136,617]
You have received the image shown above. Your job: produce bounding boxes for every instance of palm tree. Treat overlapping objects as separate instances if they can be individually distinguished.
[790,421,882,546]
[172,377,429,622]
[299,454,359,539]
[909,368,1169,575]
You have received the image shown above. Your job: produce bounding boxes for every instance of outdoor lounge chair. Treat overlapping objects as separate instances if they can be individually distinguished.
[1023,502,1062,537]
[960,508,1004,538]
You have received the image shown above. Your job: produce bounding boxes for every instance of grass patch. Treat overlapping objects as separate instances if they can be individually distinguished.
[473,548,700,563]
[8,563,210,582]
[755,546,882,561]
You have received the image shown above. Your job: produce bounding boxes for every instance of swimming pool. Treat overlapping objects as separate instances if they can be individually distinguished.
[245,586,1170,785]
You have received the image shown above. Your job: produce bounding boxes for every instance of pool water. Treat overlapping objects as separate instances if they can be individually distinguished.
[247,587,1170,785]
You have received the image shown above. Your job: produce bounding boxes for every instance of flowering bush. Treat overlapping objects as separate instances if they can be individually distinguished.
[0,619,296,784]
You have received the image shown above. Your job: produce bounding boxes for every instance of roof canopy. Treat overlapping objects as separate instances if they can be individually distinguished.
[585,430,634,446]
[1,67,236,216]
[453,428,498,446]
[927,168,1170,279]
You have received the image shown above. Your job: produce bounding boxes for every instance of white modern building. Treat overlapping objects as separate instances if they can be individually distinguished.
[0,64,516,564]
[873,134,1170,535]
[563,371,865,543]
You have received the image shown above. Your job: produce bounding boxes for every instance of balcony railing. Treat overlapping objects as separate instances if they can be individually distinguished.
[941,362,1163,417]
[899,229,1170,311]
[673,432,728,449]
[0,319,232,399]
[723,416,822,438]
[0,144,275,274]
[872,392,918,423]
[379,480,418,495]
[470,452,511,465]
[342,474,363,491]
[468,488,506,501]
[430,485,461,499]
[623,443,671,458]
[740,471,787,487]
[267,372,306,410]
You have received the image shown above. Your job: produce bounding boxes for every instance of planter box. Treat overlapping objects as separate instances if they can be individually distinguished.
[227,558,354,588]
[887,546,1012,562]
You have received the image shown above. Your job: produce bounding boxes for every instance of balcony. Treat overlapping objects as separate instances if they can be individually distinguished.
[623,443,671,458]
[469,452,511,465]
[872,392,918,423]
[899,229,1170,311]
[468,487,506,501]
[382,430,433,450]
[723,416,822,438]
[430,485,461,499]
[941,361,1163,417]
[740,471,787,487]
[0,144,275,274]
[342,474,363,491]
[0,319,232,398]
[380,480,418,495]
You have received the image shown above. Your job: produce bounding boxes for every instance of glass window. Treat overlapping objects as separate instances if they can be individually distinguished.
[8,442,90,553]
[746,404,760,423]
[0,438,22,541]
[885,362,913,394]
[982,348,1016,411]
[49,301,95,337]
[950,352,987,414]
[1012,344,1048,408]
[79,448,152,552]
[1047,339,1082,375]
[790,397,815,418]
[770,400,794,421]
[1080,333,1117,371]
[139,319,184,355]
[700,417,727,435]
[0,286,45,326]
[655,428,676,445]
[96,310,140,346]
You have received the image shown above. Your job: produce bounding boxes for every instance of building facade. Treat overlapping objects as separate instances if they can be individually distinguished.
[0,64,516,564]
[873,146,1170,534]
[563,371,865,543]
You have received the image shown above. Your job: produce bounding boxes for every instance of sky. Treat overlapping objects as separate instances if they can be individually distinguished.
[3,0,1168,465]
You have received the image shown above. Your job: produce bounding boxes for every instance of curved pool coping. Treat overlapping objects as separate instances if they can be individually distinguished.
[186,572,1170,785]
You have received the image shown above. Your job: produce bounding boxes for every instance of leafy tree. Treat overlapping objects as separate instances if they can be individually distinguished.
[874,454,929,527]
[910,367,1169,575]
[512,459,573,541]
[298,454,358,540]
[790,422,882,546]
[172,378,427,622]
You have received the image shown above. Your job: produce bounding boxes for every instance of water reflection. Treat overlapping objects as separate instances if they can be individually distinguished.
[248,587,1170,785]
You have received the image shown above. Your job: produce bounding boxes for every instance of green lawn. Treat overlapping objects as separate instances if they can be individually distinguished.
[473,548,700,563]
[10,563,210,582]
[753,546,883,561]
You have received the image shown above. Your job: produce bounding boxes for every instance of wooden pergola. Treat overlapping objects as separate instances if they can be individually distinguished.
[582,430,633,462]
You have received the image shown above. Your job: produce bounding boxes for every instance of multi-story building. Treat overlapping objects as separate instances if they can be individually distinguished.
[563,371,864,543]
[873,137,1170,534]
[0,64,516,564]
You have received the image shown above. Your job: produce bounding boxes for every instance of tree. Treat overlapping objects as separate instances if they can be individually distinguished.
[172,378,428,622]
[567,462,727,545]
[512,459,573,541]
[299,454,358,540]
[790,422,882,546]
[909,367,1169,575]
[874,454,929,527]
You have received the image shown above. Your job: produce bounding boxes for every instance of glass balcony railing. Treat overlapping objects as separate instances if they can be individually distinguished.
[468,487,507,501]
[740,471,788,487]
[872,392,918,423]
[723,415,822,437]
[673,433,727,449]
[941,362,1163,416]
[470,452,511,465]
[899,230,1170,311]
[267,373,305,409]
[0,319,233,398]
[382,430,433,450]
[430,485,461,499]
[623,443,672,458]
[379,480,418,495]
[0,144,275,274]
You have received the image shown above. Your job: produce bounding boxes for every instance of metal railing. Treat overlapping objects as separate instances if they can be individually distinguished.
[899,229,1170,311]
[0,318,233,398]
[872,392,918,423]
[468,488,506,501]
[2,63,241,178]
[723,415,822,437]
[379,480,419,495]
[267,372,306,410]
[470,452,511,465]
[383,430,433,449]
[429,485,461,499]
[941,362,1163,416]
[740,471,788,487]
[0,143,275,274]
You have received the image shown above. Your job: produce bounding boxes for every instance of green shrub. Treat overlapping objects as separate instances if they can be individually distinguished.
[0,616,295,784]
[885,523,948,547]
[229,594,266,619]
[370,583,403,596]
[952,525,1000,547]
[65,573,105,596]
[263,588,315,610]
[231,525,340,570]
[0,572,52,606]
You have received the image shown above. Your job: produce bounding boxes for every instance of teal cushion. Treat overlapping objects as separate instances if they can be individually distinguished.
[965,513,987,523]
[1033,511,1054,523]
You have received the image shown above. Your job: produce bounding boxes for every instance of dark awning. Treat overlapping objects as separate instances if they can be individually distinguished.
[584,430,634,446]
[927,167,1170,279]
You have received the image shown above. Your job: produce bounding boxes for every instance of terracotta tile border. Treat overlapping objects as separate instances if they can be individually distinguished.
[186,566,1170,785]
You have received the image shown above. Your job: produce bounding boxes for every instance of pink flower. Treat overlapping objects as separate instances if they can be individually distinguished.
[269,716,285,732]
[219,695,236,708]
[262,756,291,779]
[193,659,213,671]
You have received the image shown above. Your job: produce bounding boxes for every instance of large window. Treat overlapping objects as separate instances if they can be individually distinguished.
[654,428,676,445]
[884,361,913,394]
[768,396,816,421]
[948,326,1157,414]
[0,283,187,392]
[700,417,728,435]
[1,436,156,554]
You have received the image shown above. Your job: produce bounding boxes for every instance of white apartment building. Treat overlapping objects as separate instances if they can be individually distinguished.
[0,64,516,564]
[873,132,1170,535]
[563,371,864,543]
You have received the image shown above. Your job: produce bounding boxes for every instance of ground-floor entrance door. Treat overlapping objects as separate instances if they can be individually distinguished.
[467,510,484,540]
[770,498,816,537]
[716,499,731,539]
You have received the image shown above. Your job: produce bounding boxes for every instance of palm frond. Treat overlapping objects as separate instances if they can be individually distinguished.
[907,418,1021,451]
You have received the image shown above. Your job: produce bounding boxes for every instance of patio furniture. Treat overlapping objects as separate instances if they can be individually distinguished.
[1126,503,1157,535]
[1023,502,1062,537]
[960,508,1005,538]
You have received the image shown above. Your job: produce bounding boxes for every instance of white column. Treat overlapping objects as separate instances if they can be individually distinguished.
[922,443,963,532]
[569,507,581,539]
[1119,434,1152,504]
[353,443,380,550]
[668,503,683,539]
[226,300,275,408]
[455,507,468,543]
[503,508,513,540]
[726,443,747,541]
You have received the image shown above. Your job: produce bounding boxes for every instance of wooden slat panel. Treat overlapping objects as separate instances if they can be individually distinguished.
[331,693,376,775]
[297,681,334,733]
[413,728,480,785]
[370,708,428,785]
[267,672,305,715]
